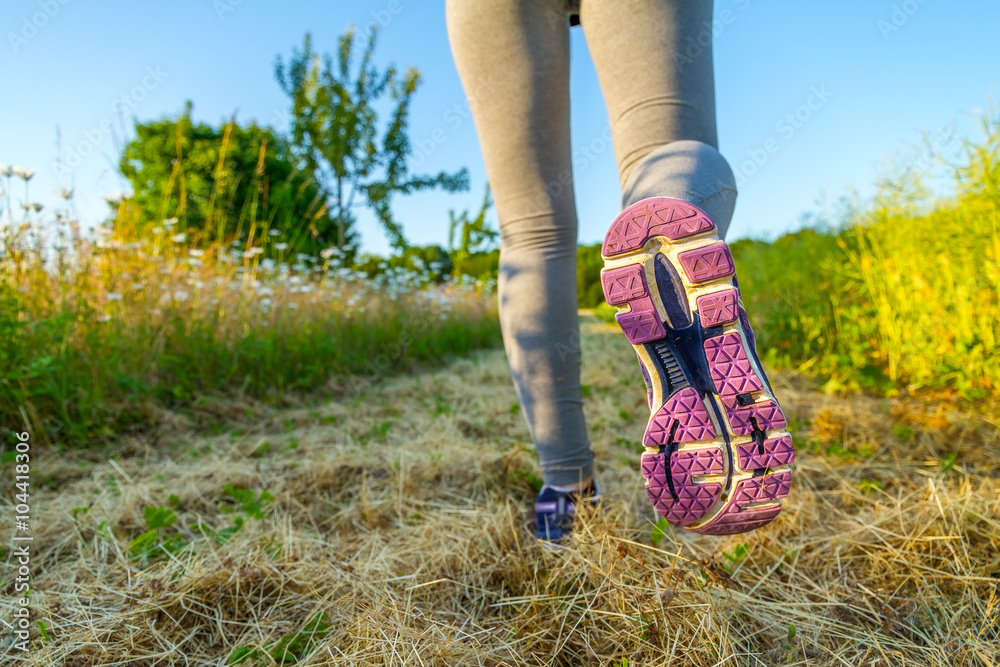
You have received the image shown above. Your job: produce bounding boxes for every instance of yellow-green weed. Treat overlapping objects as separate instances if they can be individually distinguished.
[731,115,1000,399]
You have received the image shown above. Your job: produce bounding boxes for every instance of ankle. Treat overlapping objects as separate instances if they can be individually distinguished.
[548,477,594,494]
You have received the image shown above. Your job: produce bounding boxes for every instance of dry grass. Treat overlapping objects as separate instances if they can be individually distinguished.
[3,314,998,666]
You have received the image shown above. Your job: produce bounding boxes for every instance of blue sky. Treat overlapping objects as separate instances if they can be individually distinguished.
[1,0,997,255]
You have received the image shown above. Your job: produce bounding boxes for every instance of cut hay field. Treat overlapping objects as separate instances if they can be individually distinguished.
[3,313,997,666]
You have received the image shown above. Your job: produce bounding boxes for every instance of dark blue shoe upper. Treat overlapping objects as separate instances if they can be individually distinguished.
[534,479,601,543]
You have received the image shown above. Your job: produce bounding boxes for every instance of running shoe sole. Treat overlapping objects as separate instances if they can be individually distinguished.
[600,197,793,535]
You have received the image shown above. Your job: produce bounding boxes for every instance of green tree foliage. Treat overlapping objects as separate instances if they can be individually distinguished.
[577,243,606,308]
[118,101,333,250]
[274,30,469,255]
[448,185,497,277]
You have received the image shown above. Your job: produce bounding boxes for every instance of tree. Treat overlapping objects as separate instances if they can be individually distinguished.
[274,29,469,254]
[447,185,497,277]
[118,101,336,251]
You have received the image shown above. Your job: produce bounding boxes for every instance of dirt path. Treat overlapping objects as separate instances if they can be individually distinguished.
[6,315,999,665]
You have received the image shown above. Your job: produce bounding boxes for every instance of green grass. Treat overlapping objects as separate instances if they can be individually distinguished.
[0,220,500,446]
[4,115,998,449]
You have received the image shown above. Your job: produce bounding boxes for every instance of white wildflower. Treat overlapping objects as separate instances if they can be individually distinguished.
[174,291,189,301]
[188,248,204,257]
[107,292,123,301]
[275,242,288,251]
[269,228,281,236]
[171,233,186,243]
[13,166,35,181]
[57,187,73,199]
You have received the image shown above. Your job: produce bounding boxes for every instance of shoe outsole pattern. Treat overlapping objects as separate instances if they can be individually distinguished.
[601,197,794,535]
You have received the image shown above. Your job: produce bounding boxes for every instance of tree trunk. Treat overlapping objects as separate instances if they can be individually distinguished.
[336,176,344,249]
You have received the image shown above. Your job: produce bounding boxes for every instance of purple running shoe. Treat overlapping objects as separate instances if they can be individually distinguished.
[535,479,601,545]
[601,197,793,535]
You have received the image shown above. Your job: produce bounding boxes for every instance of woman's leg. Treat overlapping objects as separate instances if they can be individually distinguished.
[580,0,738,238]
[446,0,593,487]
[583,0,794,535]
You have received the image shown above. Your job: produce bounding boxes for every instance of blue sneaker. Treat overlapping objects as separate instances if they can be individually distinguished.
[534,479,602,544]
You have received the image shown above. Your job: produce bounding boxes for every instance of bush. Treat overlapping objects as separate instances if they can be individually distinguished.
[118,102,337,256]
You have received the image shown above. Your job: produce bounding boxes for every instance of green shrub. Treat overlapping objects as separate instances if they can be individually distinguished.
[733,116,1000,397]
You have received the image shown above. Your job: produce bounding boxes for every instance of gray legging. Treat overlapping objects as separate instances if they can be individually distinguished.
[446,0,737,486]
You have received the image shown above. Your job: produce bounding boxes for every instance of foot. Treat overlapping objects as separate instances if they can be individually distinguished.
[534,479,601,545]
[600,197,793,535]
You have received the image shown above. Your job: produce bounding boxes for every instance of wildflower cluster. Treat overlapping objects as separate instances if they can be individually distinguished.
[0,167,500,444]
